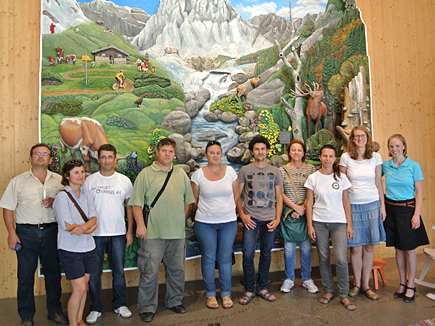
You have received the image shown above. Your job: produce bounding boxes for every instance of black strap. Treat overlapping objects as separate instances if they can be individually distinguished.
[150,169,173,208]
[61,190,89,223]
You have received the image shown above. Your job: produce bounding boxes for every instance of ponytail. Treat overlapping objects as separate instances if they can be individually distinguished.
[332,161,341,181]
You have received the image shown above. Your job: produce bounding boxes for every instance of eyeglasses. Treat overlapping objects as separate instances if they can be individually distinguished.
[69,160,81,164]
[353,135,368,139]
[33,151,50,156]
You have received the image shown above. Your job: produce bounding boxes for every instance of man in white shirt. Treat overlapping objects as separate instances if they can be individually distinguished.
[0,143,68,326]
[83,144,134,324]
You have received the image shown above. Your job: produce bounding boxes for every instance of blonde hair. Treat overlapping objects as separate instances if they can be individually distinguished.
[387,134,407,157]
[347,126,374,160]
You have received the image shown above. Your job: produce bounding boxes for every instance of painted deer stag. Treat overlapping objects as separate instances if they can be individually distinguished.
[291,82,327,137]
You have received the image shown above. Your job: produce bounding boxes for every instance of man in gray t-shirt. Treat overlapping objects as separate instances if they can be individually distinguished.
[236,136,283,305]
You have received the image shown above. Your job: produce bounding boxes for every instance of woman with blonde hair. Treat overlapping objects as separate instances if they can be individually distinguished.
[383,134,429,303]
[339,126,386,301]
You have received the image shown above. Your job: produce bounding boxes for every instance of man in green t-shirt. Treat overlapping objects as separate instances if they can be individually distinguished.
[129,138,195,323]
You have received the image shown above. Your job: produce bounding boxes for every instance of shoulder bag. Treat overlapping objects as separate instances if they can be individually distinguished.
[143,169,173,227]
[61,189,88,223]
[280,167,308,243]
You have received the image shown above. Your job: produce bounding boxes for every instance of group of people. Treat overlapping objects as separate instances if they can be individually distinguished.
[1,144,135,326]
[0,127,429,325]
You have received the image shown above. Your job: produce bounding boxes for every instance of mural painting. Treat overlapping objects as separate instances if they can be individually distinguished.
[40,0,371,270]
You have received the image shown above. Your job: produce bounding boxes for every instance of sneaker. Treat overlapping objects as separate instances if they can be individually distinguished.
[302,279,319,293]
[280,279,295,293]
[114,306,132,318]
[86,311,102,324]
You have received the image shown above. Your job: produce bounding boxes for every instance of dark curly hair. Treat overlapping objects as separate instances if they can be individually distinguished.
[61,159,84,186]
[249,135,270,152]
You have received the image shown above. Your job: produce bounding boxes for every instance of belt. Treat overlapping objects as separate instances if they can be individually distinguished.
[22,222,57,229]
[385,199,415,208]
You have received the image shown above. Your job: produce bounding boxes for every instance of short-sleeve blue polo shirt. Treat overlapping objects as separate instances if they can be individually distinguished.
[382,157,423,200]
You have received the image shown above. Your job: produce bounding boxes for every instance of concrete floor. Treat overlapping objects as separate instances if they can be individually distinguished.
[1,255,435,326]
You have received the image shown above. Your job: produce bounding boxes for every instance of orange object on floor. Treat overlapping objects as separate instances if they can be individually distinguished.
[372,258,387,290]
[353,258,387,290]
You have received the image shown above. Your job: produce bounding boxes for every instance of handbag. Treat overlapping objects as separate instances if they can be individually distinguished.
[280,167,308,243]
[61,190,88,223]
[143,169,173,227]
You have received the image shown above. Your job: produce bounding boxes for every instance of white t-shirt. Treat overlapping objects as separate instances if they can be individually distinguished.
[304,171,351,223]
[339,152,382,204]
[191,166,237,224]
[83,172,133,236]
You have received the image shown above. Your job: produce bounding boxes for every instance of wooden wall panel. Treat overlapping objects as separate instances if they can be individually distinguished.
[1,0,434,298]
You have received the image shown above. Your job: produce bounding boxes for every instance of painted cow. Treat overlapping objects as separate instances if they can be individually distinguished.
[55,47,64,64]
[59,117,108,172]
[64,54,76,64]
[48,55,56,67]
[250,77,261,89]
[141,61,149,73]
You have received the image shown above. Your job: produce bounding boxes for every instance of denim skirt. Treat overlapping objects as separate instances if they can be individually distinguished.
[348,200,386,247]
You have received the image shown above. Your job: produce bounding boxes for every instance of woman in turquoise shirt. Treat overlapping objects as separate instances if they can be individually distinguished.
[383,134,429,303]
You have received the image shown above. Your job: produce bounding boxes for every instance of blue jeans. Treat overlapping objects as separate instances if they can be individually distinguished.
[242,218,276,293]
[194,221,237,298]
[88,235,127,312]
[15,223,62,320]
[313,221,349,299]
[284,238,312,281]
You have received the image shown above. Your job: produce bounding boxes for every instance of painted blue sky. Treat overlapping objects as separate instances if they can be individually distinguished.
[78,0,327,20]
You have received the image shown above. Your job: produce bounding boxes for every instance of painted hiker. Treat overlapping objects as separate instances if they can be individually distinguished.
[129,138,195,323]
[83,144,134,324]
[237,135,283,305]
[0,143,68,326]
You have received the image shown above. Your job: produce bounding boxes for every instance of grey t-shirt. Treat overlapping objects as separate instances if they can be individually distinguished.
[238,163,283,221]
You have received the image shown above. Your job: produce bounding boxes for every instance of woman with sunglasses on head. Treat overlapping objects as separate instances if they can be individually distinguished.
[191,141,240,310]
[53,160,98,326]
[279,140,318,294]
[305,145,355,311]
[383,134,429,303]
[339,126,386,301]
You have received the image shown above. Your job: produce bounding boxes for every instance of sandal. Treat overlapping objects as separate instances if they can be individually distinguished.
[78,321,92,326]
[239,292,255,305]
[394,283,407,298]
[340,298,356,311]
[222,296,233,309]
[256,290,276,302]
[206,296,219,309]
[348,286,360,298]
[319,293,334,304]
[403,287,416,303]
[362,288,379,301]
